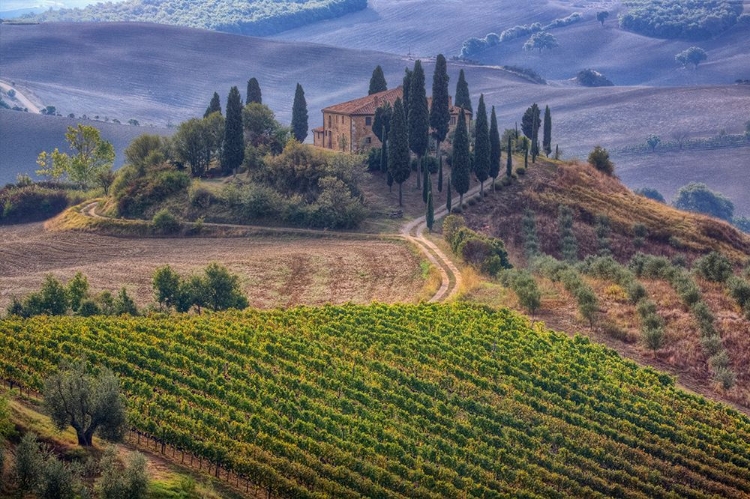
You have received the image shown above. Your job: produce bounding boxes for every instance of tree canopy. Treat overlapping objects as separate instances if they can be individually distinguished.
[588,145,614,175]
[673,182,734,221]
[619,0,742,40]
[473,94,490,196]
[451,108,471,207]
[675,47,708,68]
[523,31,559,52]
[429,54,450,145]
[205,91,222,117]
[454,69,472,114]
[221,86,245,174]
[521,104,541,142]
[246,77,262,105]
[368,65,388,95]
[292,83,309,143]
[408,60,430,183]
[36,124,115,188]
[489,106,501,185]
[388,98,410,206]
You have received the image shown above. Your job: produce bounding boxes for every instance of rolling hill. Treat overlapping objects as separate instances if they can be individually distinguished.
[2,22,749,214]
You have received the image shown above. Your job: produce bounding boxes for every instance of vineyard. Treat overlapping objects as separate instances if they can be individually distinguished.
[1,303,750,498]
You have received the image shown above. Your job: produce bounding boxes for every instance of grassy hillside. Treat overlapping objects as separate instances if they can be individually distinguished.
[1,303,750,497]
[22,0,367,36]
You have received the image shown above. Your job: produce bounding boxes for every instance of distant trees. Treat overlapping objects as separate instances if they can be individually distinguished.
[489,106,501,190]
[408,60,429,191]
[473,94,490,196]
[36,124,115,188]
[676,47,708,68]
[221,86,244,174]
[523,31,559,53]
[542,105,552,156]
[521,104,541,152]
[373,102,392,174]
[204,91,222,117]
[388,98,410,206]
[646,134,661,151]
[44,359,126,447]
[153,263,249,313]
[292,83,309,142]
[597,11,609,26]
[430,54,450,193]
[673,182,734,221]
[451,109,471,208]
[575,69,614,87]
[368,65,388,95]
[246,77,262,105]
[454,69,472,114]
[619,0,742,40]
[635,187,666,203]
[173,113,225,177]
[588,145,614,175]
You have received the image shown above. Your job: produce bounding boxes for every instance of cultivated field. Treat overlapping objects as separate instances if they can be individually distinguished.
[0,222,426,311]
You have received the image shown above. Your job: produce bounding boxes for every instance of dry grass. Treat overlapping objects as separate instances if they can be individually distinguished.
[0,223,425,311]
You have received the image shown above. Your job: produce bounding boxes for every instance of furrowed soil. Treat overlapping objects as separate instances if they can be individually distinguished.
[0,223,425,311]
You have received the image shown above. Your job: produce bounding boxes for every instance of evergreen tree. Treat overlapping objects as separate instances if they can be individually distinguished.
[426,188,435,232]
[473,94,490,197]
[221,86,244,175]
[521,103,541,143]
[543,105,552,156]
[430,54,450,193]
[402,68,413,122]
[455,69,472,114]
[246,78,262,105]
[388,98,411,206]
[506,135,513,177]
[204,92,221,118]
[291,83,309,143]
[409,60,429,191]
[451,108,471,208]
[489,106,501,191]
[524,137,529,169]
[531,106,539,163]
[422,162,429,203]
[446,179,452,212]
[368,65,388,95]
[373,102,392,174]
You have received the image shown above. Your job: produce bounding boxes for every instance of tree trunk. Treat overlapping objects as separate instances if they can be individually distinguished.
[459,193,464,209]
[480,181,484,198]
[437,143,443,193]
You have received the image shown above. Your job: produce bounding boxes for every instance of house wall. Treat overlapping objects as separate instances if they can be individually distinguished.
[320,111,354,152]
[351,115,379,153]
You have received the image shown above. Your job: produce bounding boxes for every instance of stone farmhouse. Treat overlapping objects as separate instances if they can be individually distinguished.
[313,86,472,154]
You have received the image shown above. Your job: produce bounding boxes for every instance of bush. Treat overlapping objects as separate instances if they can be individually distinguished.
[727,276,750,312]
[672,182,734,221]
[701,335,724,357]
[502,269,542,315]
[619,0,742,40]
[575,69,614,87]
[588,146,614,175]
[643,326,664,352]
[693,251,733,283]
[151,209,181,235]
[0,185,70,224]
[445,215,511,274]
[634,187,665,203]
[713,367,736,390]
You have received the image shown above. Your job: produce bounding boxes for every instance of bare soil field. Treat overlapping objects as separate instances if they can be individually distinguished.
[0,222,426,311]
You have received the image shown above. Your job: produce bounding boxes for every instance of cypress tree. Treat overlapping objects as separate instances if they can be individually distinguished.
[387,171,394,193]
[446,178,452,212]
[373,102,392,174]
[221,86,243,175]
[388,98,410,206]
[422,162,429,203]
[531,107,539,163]
[402,68,413,122]
[489,106,501,191]
[204,92,221,118]
[246,78,262,105]
[524,138,529,168]
[426,188,434,232]
[473,94,490,197]
[409,60,429,191]
[506,135,513,178]
[454,69,472,114]
[292,83,308,143]
[521,103,541,144]
[543,105,552,156]
[368,65,388,95]
[451,108,470,208]
[430,54,450,193]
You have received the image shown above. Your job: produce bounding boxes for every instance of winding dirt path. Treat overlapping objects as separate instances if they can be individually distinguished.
[0,79,42,113]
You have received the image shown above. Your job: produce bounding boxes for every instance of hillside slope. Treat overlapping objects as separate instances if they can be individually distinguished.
[1,303,749,498]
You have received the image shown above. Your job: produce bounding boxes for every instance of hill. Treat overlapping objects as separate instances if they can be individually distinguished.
[1,303,750,497]
[21,0,367,36]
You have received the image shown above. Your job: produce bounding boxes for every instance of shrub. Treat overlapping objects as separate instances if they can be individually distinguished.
[713,367,736,390]
[634,187,665,203]
[619,0,742,40]
[643,326,664,352]
[575,69,614,87]
[691,301,716,336]
[727,276,750,312]
[151,209,181,235]
[503,270,542,315]
[588,146,614,175]
[672,182,734,221]
[0,185,70,224]
[701,335,724,356]
[693,251,733,283]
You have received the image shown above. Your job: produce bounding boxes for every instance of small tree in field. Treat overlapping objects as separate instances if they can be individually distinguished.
[596,11,609,26]
[44,360,126,447]
[36,124,115,188]
[523,31,558,53]
[646,134,661,152]
[588,145,614,175]
[676,47,707,69]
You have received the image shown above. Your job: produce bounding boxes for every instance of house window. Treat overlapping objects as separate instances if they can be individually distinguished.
[450,116,456,126]
[328,115,332,127]
[365,137,372,144]
[365,117,372,126]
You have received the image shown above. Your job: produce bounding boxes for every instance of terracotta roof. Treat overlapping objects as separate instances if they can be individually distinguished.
[322,86,404,115]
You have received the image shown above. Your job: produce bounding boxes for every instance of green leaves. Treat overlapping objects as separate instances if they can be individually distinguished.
[36,124,115,188]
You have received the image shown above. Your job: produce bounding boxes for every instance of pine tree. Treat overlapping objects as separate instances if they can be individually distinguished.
[221,86,244,175]
[204,92,221,118]
[473,94,490,197]
[430,54,450,193]
[409,60,429,191]
[246,78,262,105]
[506,135,513,178]
[446,178,452,212]
[451,108,470,208]
[426,188,435,232]
[454,69,472,114]
[543,105,552,156]
[368,65,388,95]
[388,98,410,206]
[292,83,309,143]
[489,106,501,191]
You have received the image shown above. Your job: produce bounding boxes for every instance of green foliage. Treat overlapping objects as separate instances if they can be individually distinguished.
[523,31,559,52]
[246,78,262,105]
[588,145,614,175]
[0,184,70,225]
[67,272,89,312]
[26,0,368,35]
[14,432,44,493]
[575,69,614,87]
[693,251,733,283]
[173,113,225,178]
[451,109,471,205]
[646,134,661,151]
[620,0,742,39]
[634,187,665,203]
[443,215,511,274]
[151,209,181,235]
[595,215,612,257]
[454,69,472,114]
[242,102,286,151]
[388,98,410,206]
[426,190,434,232]
[115,163,191,219]
[2,304,750,496]
[292,83,309,143]
[473,95,490,194]
[558,205,577,262]
[727,276,750,315]
[222,86,244,175]
[368,65,388,95]
[521,104,540,144]
[673,182,734,221]
[153,263,248,313]
[676,46,708,68]
[44,359,127,446]
[542,105,552,156]
[408,59,429,180]
[38,456,78,499]
[522,209,540,259]
[124,134,170,171]
[429,54,451,146]
[489,106,501,184]
[99,446,149,499]
[597,10,609,26]
[501,269,541,315]
[36,124,115,188]
[204,92,221,118]
[153,265,181,310]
